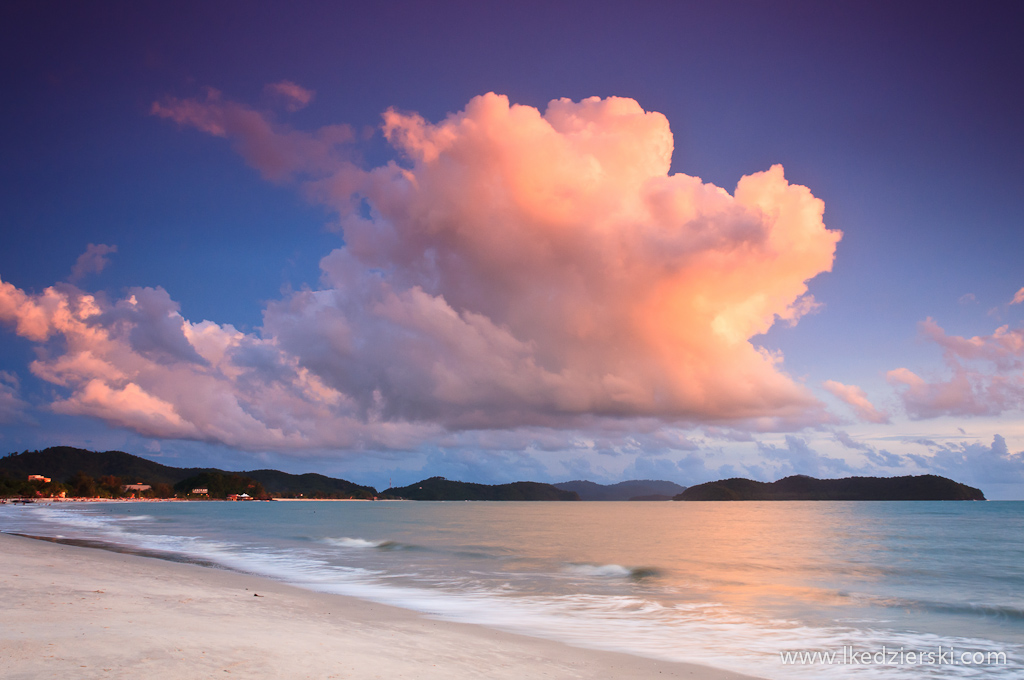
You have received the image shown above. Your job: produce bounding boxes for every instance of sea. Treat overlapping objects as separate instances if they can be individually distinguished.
[2,500,1021,679]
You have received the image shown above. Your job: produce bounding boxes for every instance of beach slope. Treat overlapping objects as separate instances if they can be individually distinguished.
[0,533,760,680]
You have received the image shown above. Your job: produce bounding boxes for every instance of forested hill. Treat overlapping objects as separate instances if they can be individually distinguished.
[383,476,580,501]
[554,479,686,501]
[0,447,376,498]
[675,474,985,501]
[1,447,201,485]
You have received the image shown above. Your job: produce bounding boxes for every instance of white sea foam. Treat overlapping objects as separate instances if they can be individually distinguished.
[564,562,632,577]
[323,536,388,548]
[563,562,661,580]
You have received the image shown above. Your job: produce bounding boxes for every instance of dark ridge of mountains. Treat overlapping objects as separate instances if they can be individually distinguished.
[383,476,580,501]
[0,447,376,498]
[675,475,985,501]
[554,479,686,501]
[0,447,201,485]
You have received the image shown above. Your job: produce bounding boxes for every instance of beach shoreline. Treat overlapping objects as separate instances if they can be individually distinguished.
[0,532,762,679]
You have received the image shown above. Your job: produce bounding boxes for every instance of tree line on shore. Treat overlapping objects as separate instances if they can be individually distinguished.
[0,470,172,499]
[0,468,269,500]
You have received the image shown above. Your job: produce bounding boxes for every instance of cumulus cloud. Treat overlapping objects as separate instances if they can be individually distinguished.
[0,278,438,450]
[264,80,315,111]
[888,318,1024,418]
[822,379,890,423]
[0,91,842,452]
[1012,287,1024,305]
[70,243,117,282]
[908,434,1024,486]
[281,93,840,428]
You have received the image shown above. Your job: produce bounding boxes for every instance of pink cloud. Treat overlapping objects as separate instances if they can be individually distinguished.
[0,92,844,450]
[918,317,1024,370]
[70,243,117,282]
[52,379,200,439]
[822,380,890,423]
[151,87,353,182]
[264,80,315,112]
[0,277,437,450]
[0,279,61,341]
[888,318,1024,418]
[1012,287,1024,305]
[269,94,841,429]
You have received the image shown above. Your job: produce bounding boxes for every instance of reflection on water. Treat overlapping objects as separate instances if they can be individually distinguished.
[3,500,1022,679]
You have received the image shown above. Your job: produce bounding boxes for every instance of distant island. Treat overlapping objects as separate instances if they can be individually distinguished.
[554,479,686,501]
[675,474,985,501]
[382,476,579,501]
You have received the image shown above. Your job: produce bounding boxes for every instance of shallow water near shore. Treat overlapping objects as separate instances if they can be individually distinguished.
[3,500,1022,679]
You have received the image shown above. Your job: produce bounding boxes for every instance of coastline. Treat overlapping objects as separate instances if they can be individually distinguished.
[0,497,391,504]
[0,532,762,679]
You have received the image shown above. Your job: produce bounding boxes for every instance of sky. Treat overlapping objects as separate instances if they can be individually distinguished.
[2,1,1024,498]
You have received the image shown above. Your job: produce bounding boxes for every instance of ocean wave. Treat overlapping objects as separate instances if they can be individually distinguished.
[564,563,662,581]
[322,536,419,551]
[28,506,147,535]
[888,597,1024,622]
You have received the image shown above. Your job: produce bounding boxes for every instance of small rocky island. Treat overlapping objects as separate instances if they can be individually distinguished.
[675,474,985,501]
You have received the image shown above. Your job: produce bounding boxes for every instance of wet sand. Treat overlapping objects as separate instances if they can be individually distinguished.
[0,532,762,679]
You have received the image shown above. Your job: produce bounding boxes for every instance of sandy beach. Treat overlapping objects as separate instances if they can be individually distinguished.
[0,533,761,680]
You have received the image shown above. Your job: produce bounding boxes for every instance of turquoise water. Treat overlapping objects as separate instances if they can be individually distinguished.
[2,500,1021,679]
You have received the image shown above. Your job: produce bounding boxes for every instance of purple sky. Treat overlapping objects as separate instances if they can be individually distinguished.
[2,1,1024,497]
